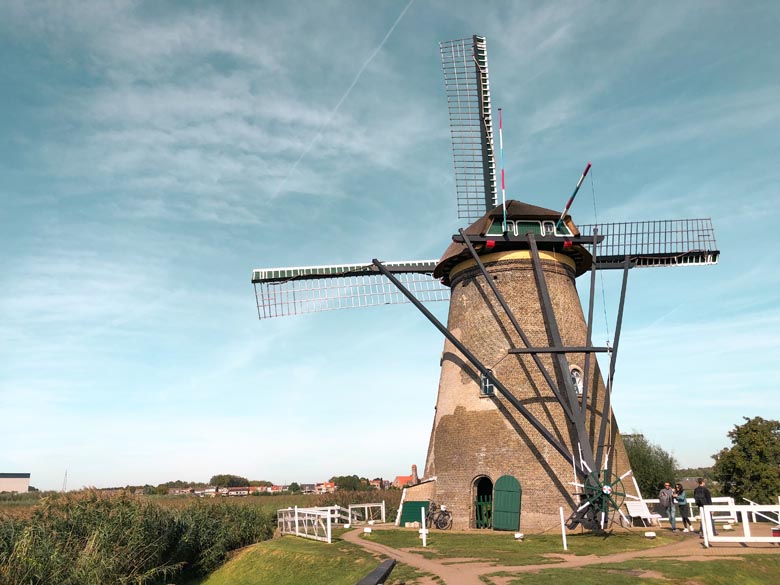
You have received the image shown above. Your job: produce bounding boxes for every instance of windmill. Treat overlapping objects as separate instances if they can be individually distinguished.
[252,36,719,532]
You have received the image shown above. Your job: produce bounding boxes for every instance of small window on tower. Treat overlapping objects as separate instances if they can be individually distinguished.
[480,371,495,396]
[543,221,555,236]
[570,367,584,396]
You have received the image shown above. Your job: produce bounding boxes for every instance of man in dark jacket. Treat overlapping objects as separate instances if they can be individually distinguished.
[694,478,717,537]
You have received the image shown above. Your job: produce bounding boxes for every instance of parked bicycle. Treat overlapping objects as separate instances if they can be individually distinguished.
[426,501,453,530]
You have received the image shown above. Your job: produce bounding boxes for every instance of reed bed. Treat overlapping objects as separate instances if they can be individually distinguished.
[0,490,274,584]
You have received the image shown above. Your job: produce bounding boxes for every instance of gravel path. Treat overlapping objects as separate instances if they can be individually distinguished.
[342,527,780,584]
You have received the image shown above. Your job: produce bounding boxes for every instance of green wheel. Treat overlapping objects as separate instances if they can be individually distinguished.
[583,469,626,526]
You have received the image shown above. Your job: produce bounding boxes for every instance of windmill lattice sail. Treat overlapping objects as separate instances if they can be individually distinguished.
[440,35,497,223]
[578,218,719,267]
[252,261,449,319]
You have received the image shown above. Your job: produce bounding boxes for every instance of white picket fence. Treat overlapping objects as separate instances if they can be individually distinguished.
[277,502,386,544]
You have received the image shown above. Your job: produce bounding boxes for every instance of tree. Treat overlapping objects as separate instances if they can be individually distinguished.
[288,482,301,493]
[675,467,713,481]
[248,480,273,487]
[713,416,780,503]
[623,433,677,497]
[209,474,250,488]
[330,475,370,491]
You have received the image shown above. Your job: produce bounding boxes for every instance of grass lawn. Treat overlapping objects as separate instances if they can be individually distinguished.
[490,555,780,585]
[190,535,433,585]
[363,528,680,566]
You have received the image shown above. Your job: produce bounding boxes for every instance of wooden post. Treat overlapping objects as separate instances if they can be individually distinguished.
[421,507,428,547]
[560,507,568,551]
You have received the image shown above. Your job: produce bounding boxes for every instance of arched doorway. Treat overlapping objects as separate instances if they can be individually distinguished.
[493,475,522,531]
[474,476,493,529]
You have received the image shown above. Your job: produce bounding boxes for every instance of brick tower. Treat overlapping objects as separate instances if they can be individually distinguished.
[409,201,637,531]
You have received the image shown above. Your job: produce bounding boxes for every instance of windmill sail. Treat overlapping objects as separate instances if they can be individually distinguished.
[440,35,498,223]
[578,218,719,268]
[252,260,449,319]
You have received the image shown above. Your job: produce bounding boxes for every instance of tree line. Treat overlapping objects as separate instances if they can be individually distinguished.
[625,416,780,503]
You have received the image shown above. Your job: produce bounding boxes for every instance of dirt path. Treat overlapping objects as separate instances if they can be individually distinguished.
[342,527,780,584]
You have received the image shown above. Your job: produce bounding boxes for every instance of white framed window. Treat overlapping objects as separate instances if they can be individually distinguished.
[480,371,495,396]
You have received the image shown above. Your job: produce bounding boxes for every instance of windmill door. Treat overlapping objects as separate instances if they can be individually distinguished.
[493,475,521,531]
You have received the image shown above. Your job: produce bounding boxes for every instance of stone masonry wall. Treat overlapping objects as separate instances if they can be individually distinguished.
[422,256,637,531]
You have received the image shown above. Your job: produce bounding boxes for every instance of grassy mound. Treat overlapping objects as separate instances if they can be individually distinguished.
[193,534,425,585]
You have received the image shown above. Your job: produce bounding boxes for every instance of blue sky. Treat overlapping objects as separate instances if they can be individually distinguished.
[1,1,778,491]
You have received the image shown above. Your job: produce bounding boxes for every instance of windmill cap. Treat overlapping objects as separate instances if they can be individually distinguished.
[434,200,590,284]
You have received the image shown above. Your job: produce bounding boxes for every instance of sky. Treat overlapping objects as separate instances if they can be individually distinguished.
[1,0,778,492]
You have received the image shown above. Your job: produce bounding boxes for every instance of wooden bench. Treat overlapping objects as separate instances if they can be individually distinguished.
[625,500,663,527]
[357,559,397,585]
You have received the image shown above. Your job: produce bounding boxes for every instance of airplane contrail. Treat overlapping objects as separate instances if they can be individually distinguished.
[272,0,416,198]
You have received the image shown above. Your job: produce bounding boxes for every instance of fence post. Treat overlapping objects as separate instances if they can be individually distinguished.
[559,507,568,551]
[294,506,299,537]
[327,510,332,544]
[421,506,427,547]
[381,500,386,523]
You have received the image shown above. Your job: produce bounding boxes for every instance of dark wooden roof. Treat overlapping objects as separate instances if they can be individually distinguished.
[434,200,588,282]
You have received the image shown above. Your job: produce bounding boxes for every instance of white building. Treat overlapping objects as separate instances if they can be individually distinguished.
[0,473,30,493]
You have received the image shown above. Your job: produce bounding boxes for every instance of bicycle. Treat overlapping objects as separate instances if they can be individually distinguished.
[426,500,453,530]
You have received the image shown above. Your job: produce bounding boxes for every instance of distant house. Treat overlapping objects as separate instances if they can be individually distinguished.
[300,483,316,494]
[167,487,194,495]
[392,475,412,489]
[369,479,382,490]
[0,473,30,493]
[392,464,420,489]
[315,481,336,494]
[227,487,249,496]
[248,486,266,494]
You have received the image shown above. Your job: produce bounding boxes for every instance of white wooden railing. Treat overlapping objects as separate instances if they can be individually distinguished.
[743,497,780,523]
[702,503,780,548]
[643,496,738,524]
[278,506,333,543]
[349,502,386,524]
[277,501,387,544]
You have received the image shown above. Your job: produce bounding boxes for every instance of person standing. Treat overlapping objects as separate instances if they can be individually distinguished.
[674,483,693,532]
[658,481,677,531]
[694,478,717,537]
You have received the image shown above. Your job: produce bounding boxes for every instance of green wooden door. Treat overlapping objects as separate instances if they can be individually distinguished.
[493,475,521,531]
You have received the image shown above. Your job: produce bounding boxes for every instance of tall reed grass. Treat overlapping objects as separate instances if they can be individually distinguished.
[0,490,274,584]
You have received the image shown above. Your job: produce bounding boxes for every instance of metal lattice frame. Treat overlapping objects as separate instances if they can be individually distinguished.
[440,35,497,223]
[578,218,719,267]
[253,265,449,320]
